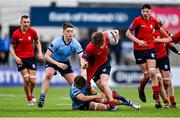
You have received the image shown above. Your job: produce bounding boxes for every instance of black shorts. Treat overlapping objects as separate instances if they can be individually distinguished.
[16,57,37,71]
[45,60,73,75]
[156,56,171,71]
[134,49,156,64]
[92,59,111,82]
[74,102,90,110]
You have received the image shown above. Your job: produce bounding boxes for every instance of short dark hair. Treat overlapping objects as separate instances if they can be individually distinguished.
[91,32,104,47]
[74,75,86,88]
[141,4,151,10]
[63,22,74,30]
[21,15,29,21]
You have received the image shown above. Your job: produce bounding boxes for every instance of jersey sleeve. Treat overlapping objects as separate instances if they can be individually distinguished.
[48,38,59,53]
[32,29,38,41]
[71,87,81,98]
[74,39,83,54]
[82,44,93,60]
[172,31,180,43]
[129,18,139,31]
[11,32,18,45]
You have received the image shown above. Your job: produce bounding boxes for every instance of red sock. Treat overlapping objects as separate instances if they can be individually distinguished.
[139,78,149,91]
[108,100,114,106]
[163,98,169,105]
[170,96,175,104]
[152,86,160,101]
[27,95,32,101]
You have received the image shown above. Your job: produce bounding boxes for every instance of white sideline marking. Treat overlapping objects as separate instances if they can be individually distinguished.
[0,94,15,97]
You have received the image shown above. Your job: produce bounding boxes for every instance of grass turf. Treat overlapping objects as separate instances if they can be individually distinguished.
[0,87,179,117]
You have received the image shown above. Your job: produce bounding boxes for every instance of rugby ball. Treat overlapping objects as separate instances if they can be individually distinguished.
[106,31,119,45]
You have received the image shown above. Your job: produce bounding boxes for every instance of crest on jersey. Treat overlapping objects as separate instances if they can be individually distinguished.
[150,24,153,29]
[28,36,31,40]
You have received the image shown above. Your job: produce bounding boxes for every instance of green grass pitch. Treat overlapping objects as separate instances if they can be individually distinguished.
[0,86,179,117]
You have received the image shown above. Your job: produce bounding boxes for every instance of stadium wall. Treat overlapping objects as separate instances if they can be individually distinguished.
[0,66,180,87]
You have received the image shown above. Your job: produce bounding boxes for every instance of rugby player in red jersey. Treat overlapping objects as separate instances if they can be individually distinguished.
[126,4,169,108]
[82,29,120,110]
[9,15,43,106]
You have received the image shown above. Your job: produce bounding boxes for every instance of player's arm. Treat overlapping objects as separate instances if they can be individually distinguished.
[9,44,22,65]
[78,51,88,77]
[35,39,43,62]
[76,93,102,102]
[126,29,147,47]
[45,49,67,70]
[154,37,173,43]
[167,43,180,55]
[158,27,169,38]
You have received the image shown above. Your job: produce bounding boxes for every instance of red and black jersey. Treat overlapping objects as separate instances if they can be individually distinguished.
[172,31,180,43]
[129,16,160,50]
[82,33,109,83]
[11,27,38,58]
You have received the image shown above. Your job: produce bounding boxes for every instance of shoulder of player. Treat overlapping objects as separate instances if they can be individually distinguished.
[28,27,38,33]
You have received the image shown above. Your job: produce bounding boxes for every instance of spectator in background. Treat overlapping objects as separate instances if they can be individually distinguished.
[9,15,43,106]
[0,33,11,65]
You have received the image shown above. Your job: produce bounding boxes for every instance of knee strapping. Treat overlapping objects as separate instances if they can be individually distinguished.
[23,75,30,78]
[94,103,98,110]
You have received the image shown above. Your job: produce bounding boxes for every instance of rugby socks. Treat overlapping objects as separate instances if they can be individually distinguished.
[112,91,128,103]
[152,86,160,101]
[27,95,33,101]
[108,100,114,107]
[170,96,175,105]
[163,98,169,105]
[39,93,46,101]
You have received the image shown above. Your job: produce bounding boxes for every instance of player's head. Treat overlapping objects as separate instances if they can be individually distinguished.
[141,4,152,20]
[91,32,104,47]
[74,75,87,88]
[62,22,74,40]
[20,15,30,29]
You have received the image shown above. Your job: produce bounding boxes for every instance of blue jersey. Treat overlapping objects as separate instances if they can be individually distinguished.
[70,84,89,109]
[48,36,83,62]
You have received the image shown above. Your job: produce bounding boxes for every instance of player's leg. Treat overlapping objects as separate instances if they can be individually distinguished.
[112,90,141,110]
[95,74,117,110]
[161,70,176,108]
[20,69,33,106]
[28,69,36,102]
[89,101,109,111]
[63,73,75,86]
[156,69,169,108]
[147,59,161,108]
[138,63,150,102]
[38,67,55,108]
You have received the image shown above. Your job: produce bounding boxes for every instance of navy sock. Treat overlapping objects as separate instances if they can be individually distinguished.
[39,93,46,100]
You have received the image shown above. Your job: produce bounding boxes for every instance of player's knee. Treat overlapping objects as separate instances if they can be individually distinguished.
[164,79,170,86]
[45,73,53,80]
[148,68,156,78]
[144,72,149,79]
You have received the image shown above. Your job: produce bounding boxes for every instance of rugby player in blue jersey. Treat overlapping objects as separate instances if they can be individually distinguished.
[38,22,87,108]
[70,75,141,111]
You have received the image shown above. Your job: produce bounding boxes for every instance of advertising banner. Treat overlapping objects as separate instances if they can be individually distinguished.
[30,7,139,28]
[152,7,180,30]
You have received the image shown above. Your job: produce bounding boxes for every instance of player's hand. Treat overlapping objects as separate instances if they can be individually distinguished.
[82,61,88,69]
[15,56,22,65]
[137,40,147,47]
[38,53,44,63]
[57,63,68,70]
